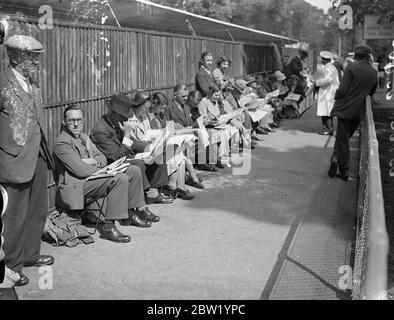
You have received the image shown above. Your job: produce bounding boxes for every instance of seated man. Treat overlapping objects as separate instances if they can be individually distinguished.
[164,84,193,129]
[90,94,172,205]
[54,105,158,243]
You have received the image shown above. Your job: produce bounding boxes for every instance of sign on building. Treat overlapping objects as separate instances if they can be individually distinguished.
[364,15,394,40]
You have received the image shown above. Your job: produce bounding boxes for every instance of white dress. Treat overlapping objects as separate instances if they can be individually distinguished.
[316,62,340,117]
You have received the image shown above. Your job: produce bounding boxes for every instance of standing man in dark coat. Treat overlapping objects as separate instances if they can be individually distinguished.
[195,52,218,97]
[328,45,378,181]
[284,49,308,79]
[0,35,55,287]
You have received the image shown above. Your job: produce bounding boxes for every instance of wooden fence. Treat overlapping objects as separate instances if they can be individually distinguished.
[0,17,274,210]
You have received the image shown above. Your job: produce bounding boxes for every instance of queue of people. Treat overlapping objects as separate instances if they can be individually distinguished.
[0,32,311,291]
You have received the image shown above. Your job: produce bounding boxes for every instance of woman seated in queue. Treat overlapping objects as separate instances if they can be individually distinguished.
[148,92,204,189]
[128,92,195,200]
[197,85,241,167]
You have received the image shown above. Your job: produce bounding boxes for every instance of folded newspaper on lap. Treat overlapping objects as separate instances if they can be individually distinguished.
[216,108,244,126]
[264,89,280,100]
[134,125,173,163]
[86,156,130,181]
[196,116,210,148]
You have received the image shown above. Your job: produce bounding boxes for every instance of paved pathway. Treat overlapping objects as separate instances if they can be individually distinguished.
[16,104,357,300]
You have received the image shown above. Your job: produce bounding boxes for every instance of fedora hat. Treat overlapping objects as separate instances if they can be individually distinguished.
[131,91,151,107]
[274,70,286,81]
[105,94,132,118]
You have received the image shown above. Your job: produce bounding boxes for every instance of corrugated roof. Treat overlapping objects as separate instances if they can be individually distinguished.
[0,0,298,44]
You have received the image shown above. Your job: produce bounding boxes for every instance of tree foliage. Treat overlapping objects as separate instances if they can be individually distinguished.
[151,0,334,50]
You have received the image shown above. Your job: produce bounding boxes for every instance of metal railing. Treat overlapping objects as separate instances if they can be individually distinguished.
[352,96,389,300]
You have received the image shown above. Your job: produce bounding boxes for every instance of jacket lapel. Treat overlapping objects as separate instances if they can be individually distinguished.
[5,68,36,115]
[172,100,187,125]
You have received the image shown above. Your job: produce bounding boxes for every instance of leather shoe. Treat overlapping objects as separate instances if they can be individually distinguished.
[24,255,54,267]
[186,179,205,189]
[176,188,195,200]
[136,207,160,222]
[15,272,29,287]
[336,171,349,181]
[216,162,225,169]
[128,213,151,228]
[328,159,338,178]
[146,193,174,204]
[100,225,131,243]
[195,164,217,172]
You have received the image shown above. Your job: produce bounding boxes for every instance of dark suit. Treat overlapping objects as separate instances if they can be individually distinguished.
[284,55,303,79]
[0,67,54,272]
[164,100,193,128]
[195,67,217,97]
[90,114,168,189]
[53,130,144,219]
[331,60,378,172]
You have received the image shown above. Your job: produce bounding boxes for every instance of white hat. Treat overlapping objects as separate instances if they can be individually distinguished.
[4,34,44,53]
[274,70,286,81]
[320,51,333,60]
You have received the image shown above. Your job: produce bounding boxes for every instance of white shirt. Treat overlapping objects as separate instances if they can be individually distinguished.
[12,68,31,93]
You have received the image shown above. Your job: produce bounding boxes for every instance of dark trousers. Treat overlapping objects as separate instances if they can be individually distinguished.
[333,118,360,172]
[83,165,145,220]
[2,155,48,272]
[0,288,18,300]
[129,159,168,189]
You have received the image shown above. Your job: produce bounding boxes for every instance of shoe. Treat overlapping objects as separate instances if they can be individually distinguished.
[146,193,174,204]
[336,171,349,181]
[328,159,338,178]
[216,162,225,169]
[186,179,205,189]
[195,164,217,172]
[265,126,275,132]
[319,129,330,135]
[127,213,151,228]
[256,128,268,135]
[15,272,29,287]
[176,188,195,200]
[136,207,160,222]
[252,134,264,141]
[100,225,131,243]
[270,122,279,128]
[24,255,54,267]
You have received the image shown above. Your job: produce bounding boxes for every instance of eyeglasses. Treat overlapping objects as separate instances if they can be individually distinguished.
[66,119,84,125]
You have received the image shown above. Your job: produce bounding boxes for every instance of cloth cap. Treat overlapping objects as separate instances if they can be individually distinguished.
[320,51,333,60]
[354,45,373,56]
[4,34,44,53]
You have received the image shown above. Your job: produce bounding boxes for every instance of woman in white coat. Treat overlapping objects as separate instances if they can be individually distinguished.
[314,51,340,135]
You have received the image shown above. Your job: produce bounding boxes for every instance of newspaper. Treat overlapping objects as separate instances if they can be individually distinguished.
[196,116,210,148]
[217,108,244,125]
[86,156,129,181]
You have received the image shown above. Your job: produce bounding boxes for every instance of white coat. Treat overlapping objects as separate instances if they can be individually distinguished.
[316,62,340,117]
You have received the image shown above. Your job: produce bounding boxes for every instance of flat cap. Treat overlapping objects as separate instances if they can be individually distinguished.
[354,45,372,56]
[320,51,333,60]
[4,34,44,52]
